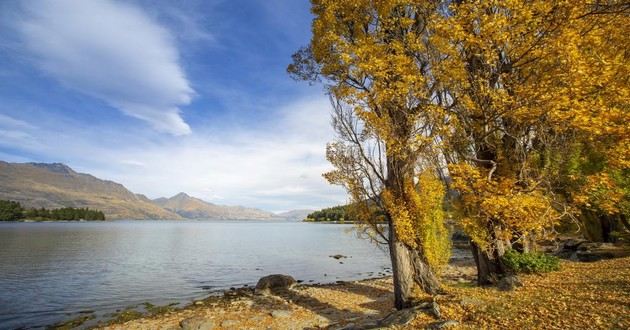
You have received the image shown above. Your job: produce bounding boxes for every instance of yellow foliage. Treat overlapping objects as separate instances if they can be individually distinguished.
[449,163,560,252]
[382,173,451,270]
[298,0,628,277]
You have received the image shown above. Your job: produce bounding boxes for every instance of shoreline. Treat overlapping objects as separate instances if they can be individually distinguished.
[51,253,477,329]
[93,256,629,330]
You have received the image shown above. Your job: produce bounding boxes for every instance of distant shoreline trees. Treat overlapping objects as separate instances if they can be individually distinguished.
[0,200,105,221]
[305,205,350,222]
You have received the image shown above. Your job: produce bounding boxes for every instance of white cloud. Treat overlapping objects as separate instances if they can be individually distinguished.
[0,114,40,149]
[92,96,347,211]
[16,0,194,135]
[1,96,348,211]
[0,114,35,129]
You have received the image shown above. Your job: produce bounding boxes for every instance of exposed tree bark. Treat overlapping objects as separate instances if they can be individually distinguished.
[470,241,508,285]
[388,220,441,309]
[386,152,441,309]
[512,233,537,253]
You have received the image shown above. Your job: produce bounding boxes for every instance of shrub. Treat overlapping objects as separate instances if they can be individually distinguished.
[502,249,560,274]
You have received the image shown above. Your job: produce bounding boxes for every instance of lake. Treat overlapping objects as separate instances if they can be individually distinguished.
[0,220,391,329]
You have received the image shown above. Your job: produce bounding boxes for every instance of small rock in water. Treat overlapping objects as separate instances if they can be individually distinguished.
[180,316,214,330]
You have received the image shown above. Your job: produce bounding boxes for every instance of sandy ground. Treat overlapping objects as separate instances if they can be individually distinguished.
[98,255,629,330]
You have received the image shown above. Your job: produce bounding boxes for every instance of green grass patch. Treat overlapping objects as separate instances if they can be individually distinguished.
[502,250,560,274]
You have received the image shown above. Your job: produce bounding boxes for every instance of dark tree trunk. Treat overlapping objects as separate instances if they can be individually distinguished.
[470,241,508,285]
[388,221,441,309]
[620,214,630,231]
[601,215,612,242]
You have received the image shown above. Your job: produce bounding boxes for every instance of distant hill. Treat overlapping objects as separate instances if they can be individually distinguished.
[0,161,181,220]
[275,209,315,221]
[152,192,277,220]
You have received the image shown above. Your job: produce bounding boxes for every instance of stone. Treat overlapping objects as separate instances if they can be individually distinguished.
[270,309,292,318]
[430,301,441,319]
[563,238,589,251]
[180,316,214,330]
[497,275,523,291]
[220,320,239,328]
[313,315,330,327]
[254,274,296,295]
[428,320,460,329]
[574,242,629,262]
[379,305,426,327]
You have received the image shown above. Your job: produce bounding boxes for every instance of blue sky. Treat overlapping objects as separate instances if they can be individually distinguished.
[0,0,346,212]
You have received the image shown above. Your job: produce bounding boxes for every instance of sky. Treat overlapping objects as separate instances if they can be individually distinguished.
[0,0,347,212]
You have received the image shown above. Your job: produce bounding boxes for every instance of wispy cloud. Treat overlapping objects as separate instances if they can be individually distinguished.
[15,0,194,135]
[0,114,35,129]
[0,96,346,211]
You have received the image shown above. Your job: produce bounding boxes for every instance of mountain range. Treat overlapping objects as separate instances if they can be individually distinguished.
[0,161,313,220]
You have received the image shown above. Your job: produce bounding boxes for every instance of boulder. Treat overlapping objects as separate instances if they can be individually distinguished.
[180,316,214,330]
[563,238,589,251]
[254,274,296,295]
[575,242,629,262]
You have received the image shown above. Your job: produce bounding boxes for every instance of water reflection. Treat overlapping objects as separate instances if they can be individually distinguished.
[0,220,390,329]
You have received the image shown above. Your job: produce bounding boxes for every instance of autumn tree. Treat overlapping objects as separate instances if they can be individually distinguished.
[292,0,628,294]
[289,1,451,308]
[430,0,629,283]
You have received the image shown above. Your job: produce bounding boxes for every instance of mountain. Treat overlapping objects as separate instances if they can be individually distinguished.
[0,161,181,220]
[275,209,315,221]
[152,192,277,220]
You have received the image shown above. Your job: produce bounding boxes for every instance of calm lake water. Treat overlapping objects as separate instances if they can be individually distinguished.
[0,220,391,329]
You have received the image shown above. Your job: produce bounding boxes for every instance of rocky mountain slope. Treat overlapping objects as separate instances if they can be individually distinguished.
[0,161,181,219]
[153,192,277,220]
[0,161,297,220]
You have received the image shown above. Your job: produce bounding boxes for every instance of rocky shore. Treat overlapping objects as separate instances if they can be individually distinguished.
[96,250,629,330]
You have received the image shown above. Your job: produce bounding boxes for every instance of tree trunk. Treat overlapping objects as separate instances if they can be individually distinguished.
[512,233,537,253]
[470,241,507,285]
[389,221,441,309]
